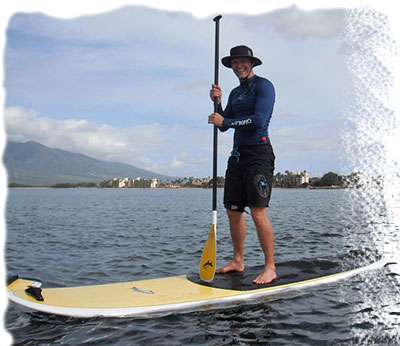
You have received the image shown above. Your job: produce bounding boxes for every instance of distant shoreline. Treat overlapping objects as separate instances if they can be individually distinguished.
[7,186,347,190]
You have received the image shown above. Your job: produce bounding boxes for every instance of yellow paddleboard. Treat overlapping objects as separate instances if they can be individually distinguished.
[7,256,389,318]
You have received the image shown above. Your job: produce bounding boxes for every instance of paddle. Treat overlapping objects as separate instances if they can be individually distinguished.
[200,14,222,282]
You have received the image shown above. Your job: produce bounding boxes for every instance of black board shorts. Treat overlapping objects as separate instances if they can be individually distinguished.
[224,142,275,212]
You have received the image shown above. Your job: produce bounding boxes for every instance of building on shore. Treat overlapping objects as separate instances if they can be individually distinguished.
[132,177,158,188]
[104,177,158,188]
[190,177,211,187]
[104,170,311,189]
[119,177,132,188]
[274,170,309,187]
[295,170,309,185]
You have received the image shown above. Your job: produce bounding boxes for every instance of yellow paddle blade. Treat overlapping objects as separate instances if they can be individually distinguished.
[199,224,216,282]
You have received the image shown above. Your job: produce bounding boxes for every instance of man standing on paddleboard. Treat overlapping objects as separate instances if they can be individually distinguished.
[208,45,276,284]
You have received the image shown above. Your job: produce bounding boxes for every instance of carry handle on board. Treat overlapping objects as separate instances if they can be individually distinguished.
[200,14,222,282]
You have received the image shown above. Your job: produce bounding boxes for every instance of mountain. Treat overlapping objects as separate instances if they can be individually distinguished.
[3,141,174,186]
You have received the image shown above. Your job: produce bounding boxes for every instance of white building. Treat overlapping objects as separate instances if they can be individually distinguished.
[296,171,309,185]
[132,177,158,188]
[119,177,132,188]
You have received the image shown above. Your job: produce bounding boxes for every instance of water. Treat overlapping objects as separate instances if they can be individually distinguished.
[4,188,400,345]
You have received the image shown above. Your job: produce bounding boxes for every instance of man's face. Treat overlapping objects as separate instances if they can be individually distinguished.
[231,57,254,81]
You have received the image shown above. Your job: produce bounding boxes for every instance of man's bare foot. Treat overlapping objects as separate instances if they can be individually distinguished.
[216,260,244,274]
[253,266,277,284]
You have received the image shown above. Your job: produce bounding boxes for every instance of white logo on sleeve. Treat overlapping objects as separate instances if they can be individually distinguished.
[232,119,252,126]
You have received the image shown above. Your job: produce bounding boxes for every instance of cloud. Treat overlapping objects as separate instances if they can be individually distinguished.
[273,111,296,119]
[7,7,200,47]
[173,79,210,91]
[171,153,189,168]
[247,6,345,40]
[4,107,166,167]
[3,106,232,177]
[272,121,341,158]
[5,7,214,125]
[5,6,349,127]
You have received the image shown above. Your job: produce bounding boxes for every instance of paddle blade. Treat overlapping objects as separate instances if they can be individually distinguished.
[199,224,216,282]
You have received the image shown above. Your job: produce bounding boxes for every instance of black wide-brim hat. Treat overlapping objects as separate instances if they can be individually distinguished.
[221,45,262,68]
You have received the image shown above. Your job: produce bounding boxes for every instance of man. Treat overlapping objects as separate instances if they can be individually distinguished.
[208,45,276,284]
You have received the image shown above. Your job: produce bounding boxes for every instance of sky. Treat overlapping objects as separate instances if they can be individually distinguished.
[1,1,399,179]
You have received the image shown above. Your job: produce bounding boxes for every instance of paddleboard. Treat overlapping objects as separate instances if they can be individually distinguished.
[7,253,390,318]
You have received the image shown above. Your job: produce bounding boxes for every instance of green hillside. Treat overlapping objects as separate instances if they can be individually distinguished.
[3,141,173,186]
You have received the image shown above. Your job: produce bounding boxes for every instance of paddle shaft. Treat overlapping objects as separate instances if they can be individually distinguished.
[212,15,221,212]
[199,15,222,282]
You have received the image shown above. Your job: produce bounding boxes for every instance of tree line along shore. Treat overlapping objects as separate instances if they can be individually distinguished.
[8,171,387,189]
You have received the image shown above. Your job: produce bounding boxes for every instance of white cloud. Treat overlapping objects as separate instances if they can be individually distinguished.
[3,106,227,177]
[8,7,201,47]
[272,121,341,158]
[173,79,210,91]
[247,6,345,40]
[275,6,345,39]
[5,106,164,166]
[2,105,346,178]
[4,6,350,130]
[171,153,188,168]
[273,111,297,119]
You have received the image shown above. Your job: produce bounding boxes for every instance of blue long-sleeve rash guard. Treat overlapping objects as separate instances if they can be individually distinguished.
[217,75,275,147]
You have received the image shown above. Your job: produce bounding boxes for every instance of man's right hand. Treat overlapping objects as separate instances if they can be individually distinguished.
[210,84,222,104]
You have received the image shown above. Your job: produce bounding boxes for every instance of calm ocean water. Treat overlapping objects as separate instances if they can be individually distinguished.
[4,188,400,345]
